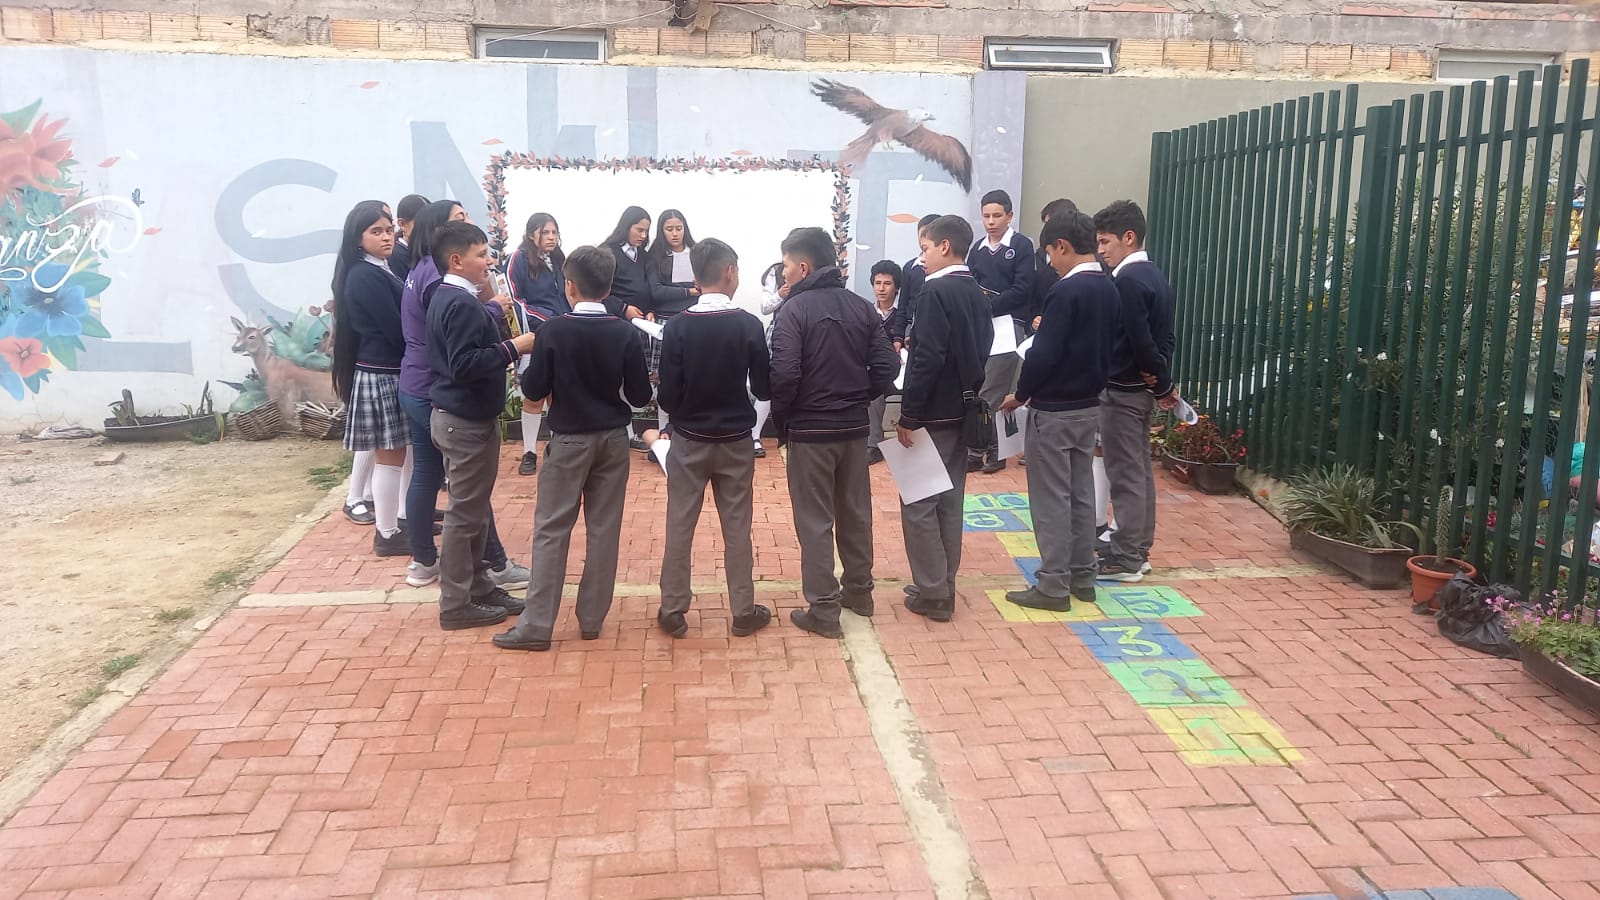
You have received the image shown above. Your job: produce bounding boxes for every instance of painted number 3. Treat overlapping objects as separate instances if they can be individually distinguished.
[1103,625,1164,657]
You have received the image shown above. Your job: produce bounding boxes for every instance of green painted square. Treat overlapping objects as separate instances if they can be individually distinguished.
[1100,585,1203,619]
[1102,659,1246,707]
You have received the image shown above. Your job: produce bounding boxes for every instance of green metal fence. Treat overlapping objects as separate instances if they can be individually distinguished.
[1148,61,1600,606]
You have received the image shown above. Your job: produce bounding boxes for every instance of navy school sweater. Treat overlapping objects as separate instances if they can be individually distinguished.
[343,259,407,372]
[967,231,1037,324]
[607,243,691,319]
[388,240,412,281]
[658,301,772,442]
[1107,258,1177,398]
[1015,266,1118,412]
[520,303,652,434]
[506,248,569,327]
[898,270,993,428]
[899,257,926,332]
[426,277,519,420]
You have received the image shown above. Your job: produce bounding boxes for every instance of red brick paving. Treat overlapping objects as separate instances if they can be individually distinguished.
[2,449,1599,899]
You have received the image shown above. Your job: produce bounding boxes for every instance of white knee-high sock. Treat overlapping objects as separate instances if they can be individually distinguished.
[372,463,403,538]
[348,450,375,504]
[399,446,414,501]
[658,407,669,430]
[752,398,771,445]
[1093,455,1112,529]
[523,410,541,454]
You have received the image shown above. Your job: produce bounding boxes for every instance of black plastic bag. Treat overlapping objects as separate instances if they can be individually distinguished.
[1434,574,1521,659]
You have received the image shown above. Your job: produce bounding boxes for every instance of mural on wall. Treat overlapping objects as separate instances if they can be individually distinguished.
[0,100,142,401]
[0,49,1017,427]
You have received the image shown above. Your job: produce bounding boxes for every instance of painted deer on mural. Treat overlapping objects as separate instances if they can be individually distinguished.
[229,316,339,422]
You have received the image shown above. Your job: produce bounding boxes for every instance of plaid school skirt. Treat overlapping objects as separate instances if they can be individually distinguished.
[343,369,409,452]
[645,316,669,384]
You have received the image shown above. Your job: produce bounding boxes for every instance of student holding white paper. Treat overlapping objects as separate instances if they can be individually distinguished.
[894,215,993,623]
[999,211,1117,613]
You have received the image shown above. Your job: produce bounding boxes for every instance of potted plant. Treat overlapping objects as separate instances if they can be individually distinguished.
[1162,414,1245,494]
[1504,596,1600,716]
[1406,486,1479,610]
[1279,465,1420,588]
[500,385,523,443]
[102,385,223,443]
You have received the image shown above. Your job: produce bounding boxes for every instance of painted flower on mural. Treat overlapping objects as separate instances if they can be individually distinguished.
[0,100,114,402]
[0,108,72,194]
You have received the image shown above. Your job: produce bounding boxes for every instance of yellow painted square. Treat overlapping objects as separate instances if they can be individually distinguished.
[1147,706,1302,766]
[984,589,1107,623]
[996,532,1039,558]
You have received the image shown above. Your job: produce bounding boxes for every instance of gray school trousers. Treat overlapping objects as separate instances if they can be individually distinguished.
[900,425,969,601]
[430,410,501,614]
[659,435,757,618]
[867,395,889,449]
[508,428,631,640]
[785,438,875,623]
[978,319,1025,453]
[1026,407,1100,598]
[1100,388,1157,567]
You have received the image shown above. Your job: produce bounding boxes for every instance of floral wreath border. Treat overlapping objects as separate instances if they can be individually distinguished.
[482,154,854,278]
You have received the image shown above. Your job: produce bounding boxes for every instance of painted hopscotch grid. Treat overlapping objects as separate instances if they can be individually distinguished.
[965,492,1302,766]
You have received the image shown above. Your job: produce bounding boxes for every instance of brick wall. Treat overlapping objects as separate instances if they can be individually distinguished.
[2,3,1599,80]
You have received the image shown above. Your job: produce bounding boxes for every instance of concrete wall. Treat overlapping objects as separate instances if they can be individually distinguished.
[1021,75,1423,219]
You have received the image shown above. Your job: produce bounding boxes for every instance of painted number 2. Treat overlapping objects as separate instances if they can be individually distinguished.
[1141,667,1217,702]
[1103,625,1164,657]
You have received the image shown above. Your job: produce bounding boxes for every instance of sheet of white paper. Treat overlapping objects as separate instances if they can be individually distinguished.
[1014,335,1034,360]
[878,429,954,504]
[632,317,665,341]
[892,347,910,391]
[1173,397,1199,425]
[671,251,694,285]
[989,316,1017,356]
[996,406,1031,461]
[650,437,671,475]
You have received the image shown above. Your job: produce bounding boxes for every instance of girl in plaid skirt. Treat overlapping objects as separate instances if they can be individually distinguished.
[332,200,412,557]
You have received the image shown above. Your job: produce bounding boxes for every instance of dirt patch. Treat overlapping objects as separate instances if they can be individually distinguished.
[0,434,344,780]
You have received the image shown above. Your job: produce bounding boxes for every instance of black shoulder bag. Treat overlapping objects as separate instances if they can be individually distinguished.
[951,312,993,451]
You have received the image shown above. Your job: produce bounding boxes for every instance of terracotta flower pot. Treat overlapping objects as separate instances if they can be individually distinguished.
[1405,556,1478,611]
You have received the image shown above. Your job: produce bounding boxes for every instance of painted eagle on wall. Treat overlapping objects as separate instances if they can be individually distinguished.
[810,78,973,191]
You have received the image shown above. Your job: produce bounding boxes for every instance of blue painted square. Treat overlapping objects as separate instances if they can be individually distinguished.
[1427,889,1519,900]
[962,509,1030,532]
[1012,557,1040,585]
[1067,620,1195,661]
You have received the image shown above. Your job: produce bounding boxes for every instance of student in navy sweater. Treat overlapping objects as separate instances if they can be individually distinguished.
[865,258,905,464]
[330,200,414,558]
[389,193,429,279]
[506,212,568,476]
[898,213,940,338]
[602,206,695,449]
[999,211,1117,613]
[644,209,699,422]
[496,246,652,652]
[895,216,993,623]
[425,222,537,631]
[967,189,1036,474]
[1094,200,1179,583]
[655,238,774,640]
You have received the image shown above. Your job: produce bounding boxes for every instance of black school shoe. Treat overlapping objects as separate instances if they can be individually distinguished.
[372,528,410,557]
[732,604,773,637]
[981,455,1007,474]
[1004,587,1071,612]
[472,587,526,615]
[440,601,509,631]
[790,608,842,639]
[629,435,649,452]
[753,443,767,459]
[903,593,954,622]
[493,627,551,651]
[841,593,875,617]
[866,446,885,465]
[519,452,538,476]
[658,609,689,638]
[966,454,984,473]
[344,500,375,525]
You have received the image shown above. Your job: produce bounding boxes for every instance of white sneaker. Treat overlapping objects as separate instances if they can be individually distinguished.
[1141,561,1153,575]
[406,561,440,588]
[490,560,531,591]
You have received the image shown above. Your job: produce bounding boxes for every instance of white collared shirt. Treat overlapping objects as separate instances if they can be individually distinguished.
[1064,261,1103,280]
[689,292,736,312]
[983,228,1016,252]
[363,253,389,269]
[441,273,476,292]
[924,263,971,282]
[621,243,638,262]
[1113,249,1150,276]
[572,301,608,315]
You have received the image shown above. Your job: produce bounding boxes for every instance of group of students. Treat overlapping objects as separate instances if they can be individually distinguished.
[325,186,1175,647]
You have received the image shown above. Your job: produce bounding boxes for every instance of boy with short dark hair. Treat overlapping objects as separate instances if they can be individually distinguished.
[770,226,900,638]
[967,189,1035,474]
[494,245,652,652]
[866,258,905,464]
[896,215,993,623]
[655,238,774,639]
[426,221,537,631]
[899,213,941,337]
[1094,200,1178,583]
[1000,211,1117,613]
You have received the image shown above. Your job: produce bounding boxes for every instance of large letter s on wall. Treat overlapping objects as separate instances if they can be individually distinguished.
[214,159,341,263]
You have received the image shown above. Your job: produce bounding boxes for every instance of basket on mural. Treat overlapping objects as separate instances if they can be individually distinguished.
[295,402,346,441]
[229,402,284,441]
